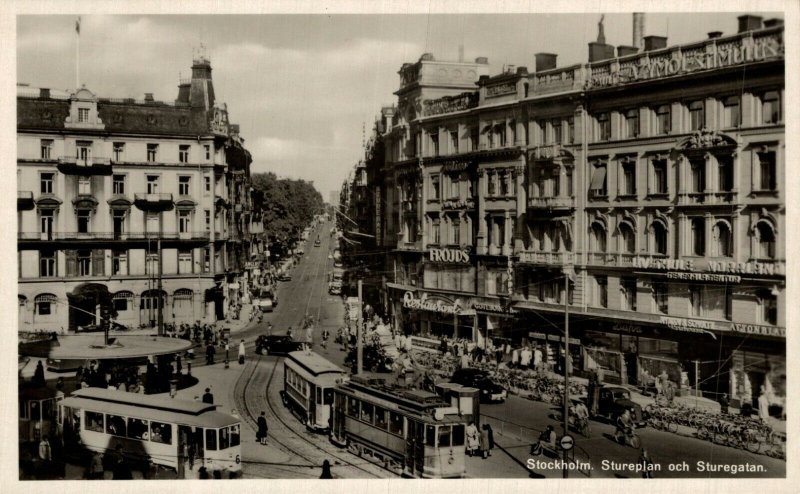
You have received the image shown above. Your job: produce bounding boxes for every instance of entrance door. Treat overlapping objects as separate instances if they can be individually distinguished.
[308,385,317,426]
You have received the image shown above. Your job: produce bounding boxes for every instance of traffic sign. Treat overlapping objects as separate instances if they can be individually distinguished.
[560,434,574,451]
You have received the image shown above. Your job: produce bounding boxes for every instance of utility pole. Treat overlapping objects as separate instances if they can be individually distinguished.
[357,279,363,375]
[157,235,164,337]
[562,268,571,478]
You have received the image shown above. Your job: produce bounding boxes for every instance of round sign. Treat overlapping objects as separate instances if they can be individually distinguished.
[560,434,574,451]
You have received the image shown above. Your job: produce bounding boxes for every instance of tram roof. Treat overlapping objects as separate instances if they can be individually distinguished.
[61,388,239,428]
[287,350,345,376]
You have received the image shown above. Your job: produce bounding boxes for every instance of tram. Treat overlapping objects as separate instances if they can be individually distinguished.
[59,388,241,478]
[330,375,476,478]
[281,350,346,432]
[19,386,63,442]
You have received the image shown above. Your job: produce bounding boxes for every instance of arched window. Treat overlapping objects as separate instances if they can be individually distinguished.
[174,288,193,300]
[755,221,776,259]
[34,293,57,316]
[712,221,732,257]
[619,222,635,254]
[113,291,134,312]
[650,221,668,255]
[590,223,607,253]
[756,289,778,325]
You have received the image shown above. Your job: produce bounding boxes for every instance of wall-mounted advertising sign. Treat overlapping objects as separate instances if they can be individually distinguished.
[429,247,470,264]
[731,323,785,338]
[403,291,463,314]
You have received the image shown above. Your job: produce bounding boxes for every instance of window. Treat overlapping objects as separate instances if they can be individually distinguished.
[619,223,635,253]
[40,139,53,159]
[85,411,104,432]
[589,163,607,198]
[590,223,607,253]
[178,211,191,233]
[450,175,459,198]
[426,425,436,447]
[178,249,192,273]
[755,222,776,259]
[470,127,479,151]
[360,402,374,423]
[625,109,639,138]
[76,142,91,164]
[717,156,733,192]
[178,176,191,196]
[451,219,460,245]
[77,249,91,276]
[430,175,440,200]
[566,168,573,196]
[40,210,54,236]
[689,286,703,317]
[723,96,740,128]
[486,127,494,149]
[374,407,388,430]
[450,130,459,153]
[651,221,668,255]
[39,249,56,277]
[691,217,705,256]
[757,151,776,191]
[203,247,211,272]
[77,210,91,234]
[40,173,54,194]
[127,418,149,440]
[712,221,732,257]
[204,176,211,193]
[758,289,778,325]
[113,174,125,195]
[78,108,89,123]
[430,133,439,156]
[438,425,452,447]
[622,278,637,311]
[431,218,440,245]
[690,159,705,193]
[112,250,128,276]
[112,210,126,237]
[111,142,124,161]
[35,294,56,315]
[205,429,217,451]
[204,145,211,160]
[566,116,575,144]
[621,160,636,196]
[179,145,190,163]
[655,105,670,135]
[595,276,608,308]
[487,172,496,196]
[653,282,668,314]
[552,119,562,144]
[496,125,506,147]
[77,176,91,195]
[106,415,127,437]
[230,425,240,447]
[219,427,230,450]
[652,159,667,194]
[150,422,172,444]
[389,411,403,436]
[761,91,780,124]
[147,143,158,162]
[204,209,211,231]
[597,112,610,141]
[689,100,705,131]
[499,172,509,196]
[146,175,159,194]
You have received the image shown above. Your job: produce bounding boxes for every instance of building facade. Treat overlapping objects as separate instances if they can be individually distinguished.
[375,15,784,411]
[17,53,255,333]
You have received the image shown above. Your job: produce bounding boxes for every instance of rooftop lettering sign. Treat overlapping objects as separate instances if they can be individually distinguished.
[588,31,783,89]
[486,81,516,97]
[422,92,478,117]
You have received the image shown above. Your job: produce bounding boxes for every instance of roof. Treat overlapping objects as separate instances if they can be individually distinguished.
[61,388,239,428]
[287,350,345,377]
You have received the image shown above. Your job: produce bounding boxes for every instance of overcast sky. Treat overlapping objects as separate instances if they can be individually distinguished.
[17,11,783,198]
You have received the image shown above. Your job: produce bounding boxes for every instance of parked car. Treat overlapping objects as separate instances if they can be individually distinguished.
[595,385,646,426]
[277,273,292,282]
[314,239,321,247]
[450,368,507,403]
[258,335,304,356]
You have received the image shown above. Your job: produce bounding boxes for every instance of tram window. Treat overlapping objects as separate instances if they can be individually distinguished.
[438,425,451,447]
[30,401,40,421]
[389,412,403,436]
[361,402,374,423]
[127,418,149,440]
[85,411,104,432]
[425,425,436,446]
[452,424,465,446]
[317,388,322,404]
[323,389,334,405]
[230,425,240,447]
[219,427,230,450]
[374,407,388,430]
[106,415,127,437]
[150,422,171,444]
[205,428,217,451]
[347,397,359,417]
[42,400,54,420]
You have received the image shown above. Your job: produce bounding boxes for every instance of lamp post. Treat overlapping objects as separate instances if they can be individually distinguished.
[562,264,574,479]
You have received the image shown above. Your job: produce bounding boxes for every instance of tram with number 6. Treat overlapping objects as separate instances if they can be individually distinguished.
[59,387,242,478]
[330,375,477,478]
[281,350,347,432]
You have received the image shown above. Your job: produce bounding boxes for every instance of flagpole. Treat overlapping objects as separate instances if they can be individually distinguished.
[75,17,80,90]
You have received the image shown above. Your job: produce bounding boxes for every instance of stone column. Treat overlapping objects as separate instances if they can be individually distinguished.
[477,169,487,254]
[503,211,512,256]
[514,164,526,252]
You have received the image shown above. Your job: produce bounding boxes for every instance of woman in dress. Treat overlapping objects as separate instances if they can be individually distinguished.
[465,422,479,457]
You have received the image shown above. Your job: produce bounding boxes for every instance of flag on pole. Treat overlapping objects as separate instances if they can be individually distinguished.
[76,17,81,34]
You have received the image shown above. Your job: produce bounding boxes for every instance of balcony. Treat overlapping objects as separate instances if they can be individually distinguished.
[57,156,113,176]
[18,231,211,242]
[517,251,575,266]
[677,191,738,206]
[134,193,174,212]
[527,196,574,214]
[586,252,637,267]
[17,190,34,211]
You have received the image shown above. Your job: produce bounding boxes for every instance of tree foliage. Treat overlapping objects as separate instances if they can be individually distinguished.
[251,172,324,256]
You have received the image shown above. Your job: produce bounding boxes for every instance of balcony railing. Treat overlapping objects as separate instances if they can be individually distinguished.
[18,231,211,241]
[586,252,637,267]
[134,193,175,212]
[677,191,738,206]
[517,251,575,265]
[527,196,574,210]
[57,156,113,176]
[18,190,35,210]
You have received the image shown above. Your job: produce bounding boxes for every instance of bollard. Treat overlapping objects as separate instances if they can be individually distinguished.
[225,359,229,369]
[187,362,192,376]
[170,378,178,398]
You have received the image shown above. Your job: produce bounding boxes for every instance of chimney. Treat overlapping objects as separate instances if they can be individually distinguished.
[475,56,489,64]
[144,93,154,102]
[589,42,616,63]
[39,88,50,99]
[708,31,723,39]
[176,79,191,104]
[737,15,763,33]
[617,45,638,57]
[644,35,668,51]
[516,66,528,75]
[535,53,557,72]
[633,13,645,50]
[763,18,783,28]
[505,64,516,74]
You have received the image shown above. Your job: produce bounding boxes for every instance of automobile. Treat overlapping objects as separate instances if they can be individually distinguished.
[328,282,342,295]
[314,239,321,247]
[258,335,304,356]
[277,273,292,282]
[450,368,507,403]
[594,385,646,426]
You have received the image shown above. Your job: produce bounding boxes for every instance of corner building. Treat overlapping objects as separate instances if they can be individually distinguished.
[380,16,784,412]
[17,54,254,332]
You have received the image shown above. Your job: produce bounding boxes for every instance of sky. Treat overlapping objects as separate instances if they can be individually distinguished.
[17,10,784,199]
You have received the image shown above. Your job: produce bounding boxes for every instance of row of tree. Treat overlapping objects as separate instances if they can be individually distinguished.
[251,172,325,257]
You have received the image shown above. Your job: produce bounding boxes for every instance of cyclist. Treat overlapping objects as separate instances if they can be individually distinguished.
[573,401,590,431]
[616,410,635,439]
[321,328,330,349]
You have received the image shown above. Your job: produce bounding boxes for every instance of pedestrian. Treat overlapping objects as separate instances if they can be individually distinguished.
[758,385,770,422]
[719,393,729,415]
[206,343,216,365]
[257,411,268,445]
[465,421,479,457]
[238,339,246,365]
[485,423,495,451]
[202,387,214,404]
[38,435,52,472]
[88,451,104,480]
[480,424,491,459]
[33,360,46,387]
[111,451,133,480]
[198,466,209,479]
[175,355,182,376]
[639,449,654,478]
[320,459,333,479]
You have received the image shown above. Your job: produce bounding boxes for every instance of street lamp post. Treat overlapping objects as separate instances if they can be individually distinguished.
[562,266,573,478]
